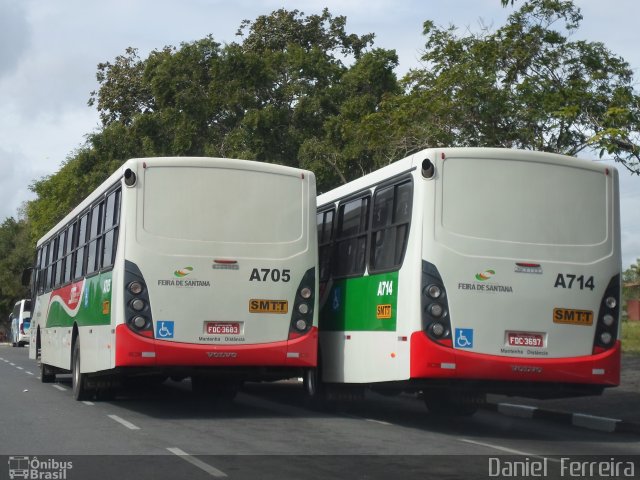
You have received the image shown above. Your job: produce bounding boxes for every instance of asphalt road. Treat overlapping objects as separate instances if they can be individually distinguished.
[1,345,638,480]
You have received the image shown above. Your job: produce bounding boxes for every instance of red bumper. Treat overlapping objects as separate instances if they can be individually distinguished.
[115,324,317,368]
[410,331,620,386]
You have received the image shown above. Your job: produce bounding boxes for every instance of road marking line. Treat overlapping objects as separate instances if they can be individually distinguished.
[459,439,560,463]
[83,401,95,406]
[9,362,15,366]
[16,366,24,370]
[26,371,34,375]
[365,418,392,426]
[167,448,227,477]
[52,385,67,391]
[108,415,140,430]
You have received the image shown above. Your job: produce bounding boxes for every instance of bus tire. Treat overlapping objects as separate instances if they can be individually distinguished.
[40,361,56,383]
[303,367,320,398]
[72,340,93,401]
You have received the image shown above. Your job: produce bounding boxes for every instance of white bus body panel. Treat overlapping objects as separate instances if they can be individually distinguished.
[432,149,620,359]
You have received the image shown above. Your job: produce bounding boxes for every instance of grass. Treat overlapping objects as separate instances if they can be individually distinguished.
[621,321,640,355]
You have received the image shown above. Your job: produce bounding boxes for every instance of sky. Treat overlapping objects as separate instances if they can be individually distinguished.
[0,0,638,267]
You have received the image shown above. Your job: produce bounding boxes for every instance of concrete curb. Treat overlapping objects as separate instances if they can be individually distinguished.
[485,402,640,435]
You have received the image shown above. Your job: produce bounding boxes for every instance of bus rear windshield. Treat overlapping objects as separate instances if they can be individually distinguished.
[441,157,608,246]
[143,166,304,243]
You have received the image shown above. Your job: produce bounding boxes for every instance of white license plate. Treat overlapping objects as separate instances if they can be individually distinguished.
[205,322,241,335]
[507,332,544,348]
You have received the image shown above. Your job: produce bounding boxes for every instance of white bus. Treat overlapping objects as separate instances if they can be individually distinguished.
[28,157,318,400]
[10,299,31,347]
[314,147,621,414]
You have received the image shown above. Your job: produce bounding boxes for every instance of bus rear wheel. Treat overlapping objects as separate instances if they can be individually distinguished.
[423,390,485,417]
[72,340,93,401]
[303,367,320,398]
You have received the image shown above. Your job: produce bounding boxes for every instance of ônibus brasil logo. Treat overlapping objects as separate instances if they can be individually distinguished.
[475,269,496,281]
[8,456,73,479]
[174,266,194,278]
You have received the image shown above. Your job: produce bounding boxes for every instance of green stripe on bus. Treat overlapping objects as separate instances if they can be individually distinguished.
[320,271,399,331]
[46,272,113,328]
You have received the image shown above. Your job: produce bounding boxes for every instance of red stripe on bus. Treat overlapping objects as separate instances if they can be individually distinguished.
[410,331,620,386]
[115,324,317,368]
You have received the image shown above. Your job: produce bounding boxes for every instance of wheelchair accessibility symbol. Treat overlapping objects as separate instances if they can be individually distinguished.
[454,328,473,348]
[156,321,175,339]
[331,287,341,312]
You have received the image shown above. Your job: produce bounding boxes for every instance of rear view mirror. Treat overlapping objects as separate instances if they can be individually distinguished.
[21,267,33,287]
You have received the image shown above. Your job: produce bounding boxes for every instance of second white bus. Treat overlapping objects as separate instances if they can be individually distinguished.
[314,147,621,414]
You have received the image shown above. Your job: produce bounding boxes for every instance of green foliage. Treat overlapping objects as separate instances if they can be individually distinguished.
[622,322,640,356]
[365,0,640,175]
[623,259,640,305]
[0,218,32,329]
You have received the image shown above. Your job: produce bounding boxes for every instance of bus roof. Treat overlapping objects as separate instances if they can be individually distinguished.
[37,157,313,247]
[317,147,615,207]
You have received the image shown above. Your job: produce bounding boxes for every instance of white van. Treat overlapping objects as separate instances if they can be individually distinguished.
[10,299,31,347]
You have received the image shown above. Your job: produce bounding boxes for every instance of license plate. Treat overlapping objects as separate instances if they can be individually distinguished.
[249,299,288,314]
[507,332,544,348]
[553,308,593,326]
[205,322,241,335]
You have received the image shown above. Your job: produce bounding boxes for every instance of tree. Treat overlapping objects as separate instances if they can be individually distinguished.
[0,217,32,333]
[21,2,640,249]
[623,259,640,304]
[80,8,398,189]
[365,0,640,175]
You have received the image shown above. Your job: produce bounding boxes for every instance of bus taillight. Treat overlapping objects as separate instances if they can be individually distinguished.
[125,260,154,338]
[593,274,620,353]
[289,268,316,340]
[422,261,452,346]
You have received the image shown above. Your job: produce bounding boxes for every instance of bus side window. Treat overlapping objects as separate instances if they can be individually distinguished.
[102,188,121,269]
[42,242,52,292]
[74,214,89,280]
[53,230,66,288]
[63,222,75,284]
[370,180,413,273]
[86,202,103,276]
[335,196,369,278]
[34,247,43,295]
[317,209,334,282]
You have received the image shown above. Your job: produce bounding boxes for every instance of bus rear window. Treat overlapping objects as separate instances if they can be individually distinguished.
[143,166,304,243]
[441,157,608,246]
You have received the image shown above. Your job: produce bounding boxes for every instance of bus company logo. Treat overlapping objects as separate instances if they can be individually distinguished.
[159,267,211,288]
[174,266,194,278]
[475,269,495,281]
[69,284,81,306]
[459,269,514,294]
[8,456,73,479]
